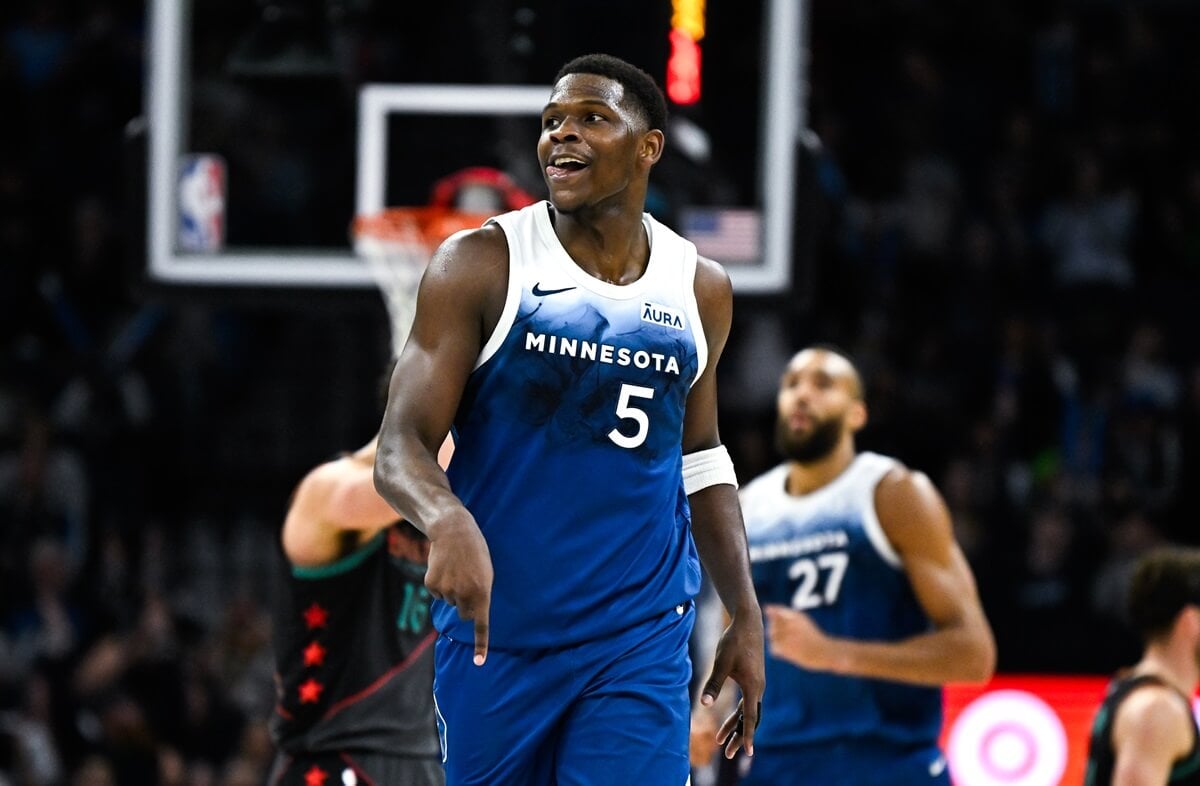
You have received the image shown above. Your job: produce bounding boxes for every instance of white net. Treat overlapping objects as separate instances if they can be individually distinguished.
[353,210,433,358]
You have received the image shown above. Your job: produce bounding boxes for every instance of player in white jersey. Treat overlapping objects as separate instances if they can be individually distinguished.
[374,54,764,785]
[692,346,995,785]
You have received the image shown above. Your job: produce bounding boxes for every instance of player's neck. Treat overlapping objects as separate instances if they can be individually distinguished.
[1137,643,1200,698]
[785,441,857,496]
[550,202,650,285]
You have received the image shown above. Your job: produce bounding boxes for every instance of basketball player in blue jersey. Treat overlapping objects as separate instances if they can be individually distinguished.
[692,346,995,785]
[374,53,765,785]
[1084,548,1200,785]
[268,432,453,786]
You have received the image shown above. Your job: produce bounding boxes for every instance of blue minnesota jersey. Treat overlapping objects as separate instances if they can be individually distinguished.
[440,201,704,649]
[743,453,943,749]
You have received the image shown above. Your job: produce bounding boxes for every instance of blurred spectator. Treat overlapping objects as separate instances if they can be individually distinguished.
[4,5,70,91]
[1120,321,1181,411]
[2,538,87,683]
[0,668,63,786]
[1090,507,1169,631]
[69,755,115,786]
[993,503,1100,672]
[1104,397,1182,520]
[0,401,90,573]
[1041,151,1139,289]
[1176,362,1200,544]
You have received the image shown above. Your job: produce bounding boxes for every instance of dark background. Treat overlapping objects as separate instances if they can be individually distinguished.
[3,1,1200,784]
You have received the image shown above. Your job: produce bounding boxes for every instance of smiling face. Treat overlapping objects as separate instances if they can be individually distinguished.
[774,349,867,463]
[538,73,662,214]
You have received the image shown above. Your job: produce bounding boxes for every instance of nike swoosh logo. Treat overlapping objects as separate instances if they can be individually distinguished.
[532,283,577,296]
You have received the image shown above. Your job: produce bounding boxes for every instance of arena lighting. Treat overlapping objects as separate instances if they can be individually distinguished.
[668,29,702,104]
[672,0,706,39]
[668,0,705,105]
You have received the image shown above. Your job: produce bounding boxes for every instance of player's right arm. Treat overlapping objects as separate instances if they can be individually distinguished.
[374,225,509,665]
[1110,686,1193,786]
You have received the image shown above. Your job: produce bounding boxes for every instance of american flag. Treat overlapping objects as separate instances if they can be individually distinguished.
[679,207,761,266]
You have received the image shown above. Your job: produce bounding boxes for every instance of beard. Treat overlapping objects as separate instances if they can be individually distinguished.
[775,413,843,464]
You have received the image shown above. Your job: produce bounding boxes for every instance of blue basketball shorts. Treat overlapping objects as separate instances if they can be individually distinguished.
[433,602,695,786]
[738,740,951,786]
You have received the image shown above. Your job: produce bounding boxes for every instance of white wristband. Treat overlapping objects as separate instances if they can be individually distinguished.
[682,444,738,495]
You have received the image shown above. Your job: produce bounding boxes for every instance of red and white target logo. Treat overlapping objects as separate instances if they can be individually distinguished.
[946,690,1067,786]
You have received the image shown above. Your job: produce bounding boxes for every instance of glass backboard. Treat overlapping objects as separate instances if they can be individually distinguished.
[147,0,806,293]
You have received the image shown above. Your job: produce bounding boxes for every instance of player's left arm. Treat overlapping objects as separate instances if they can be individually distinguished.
[767,467,996,685]
[684,256,764,757]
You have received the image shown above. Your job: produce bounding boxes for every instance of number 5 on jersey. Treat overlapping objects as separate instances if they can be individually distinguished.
[608,383,655,449]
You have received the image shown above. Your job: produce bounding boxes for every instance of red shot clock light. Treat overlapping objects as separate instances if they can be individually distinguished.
[668,0,705,105]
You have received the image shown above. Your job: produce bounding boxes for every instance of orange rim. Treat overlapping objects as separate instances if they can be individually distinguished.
[353,207,493,248]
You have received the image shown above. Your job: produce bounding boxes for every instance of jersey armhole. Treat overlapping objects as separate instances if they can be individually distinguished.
[862,460,904,568]
[290,529,386,580]
[683,246,708,388]
[475,216,522,370]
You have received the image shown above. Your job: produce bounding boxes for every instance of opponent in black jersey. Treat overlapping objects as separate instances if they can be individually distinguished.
[268,436,453,786]
[1085,548,1200,786]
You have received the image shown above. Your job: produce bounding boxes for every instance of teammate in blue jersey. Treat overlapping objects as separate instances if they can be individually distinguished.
[374,53,764,785]
[692,346,995,785]
[1084,548,1200,786]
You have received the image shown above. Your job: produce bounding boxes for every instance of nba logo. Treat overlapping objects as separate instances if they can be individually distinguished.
[177,154,226,251]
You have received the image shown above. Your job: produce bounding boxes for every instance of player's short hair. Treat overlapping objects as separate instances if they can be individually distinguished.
[555,54,668,133]
[799,343,865,401]
[1127,547,1200,641]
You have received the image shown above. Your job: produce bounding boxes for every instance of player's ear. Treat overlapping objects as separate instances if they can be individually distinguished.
[640,129,665,166]
[848,400,867,432]
[1181,604,1200,639]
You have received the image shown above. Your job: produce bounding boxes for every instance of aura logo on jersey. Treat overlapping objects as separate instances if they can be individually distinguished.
[524,331,684,375]
[641,301,686,330]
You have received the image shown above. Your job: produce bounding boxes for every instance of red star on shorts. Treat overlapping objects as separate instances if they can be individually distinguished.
[298,678,324,704]
[304,765,328,786]
[302,641,327,667]
[302,603,328,629]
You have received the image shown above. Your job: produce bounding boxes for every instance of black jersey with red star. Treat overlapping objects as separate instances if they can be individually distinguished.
[270,523,439,758]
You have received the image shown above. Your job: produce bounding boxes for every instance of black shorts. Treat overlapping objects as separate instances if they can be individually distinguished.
[269,750,444,786]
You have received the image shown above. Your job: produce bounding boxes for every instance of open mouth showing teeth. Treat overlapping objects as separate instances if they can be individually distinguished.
[550,156,588,171]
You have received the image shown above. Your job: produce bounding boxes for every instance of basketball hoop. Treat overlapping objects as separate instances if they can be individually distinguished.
[352,207,490,357]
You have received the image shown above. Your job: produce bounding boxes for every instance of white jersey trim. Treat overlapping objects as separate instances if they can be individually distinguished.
[856,453,904,568]
[532,202,662,300]
[740,453,903,569]
[679,231,707,387]
[476,215,523,371]
[480,202,703,378]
